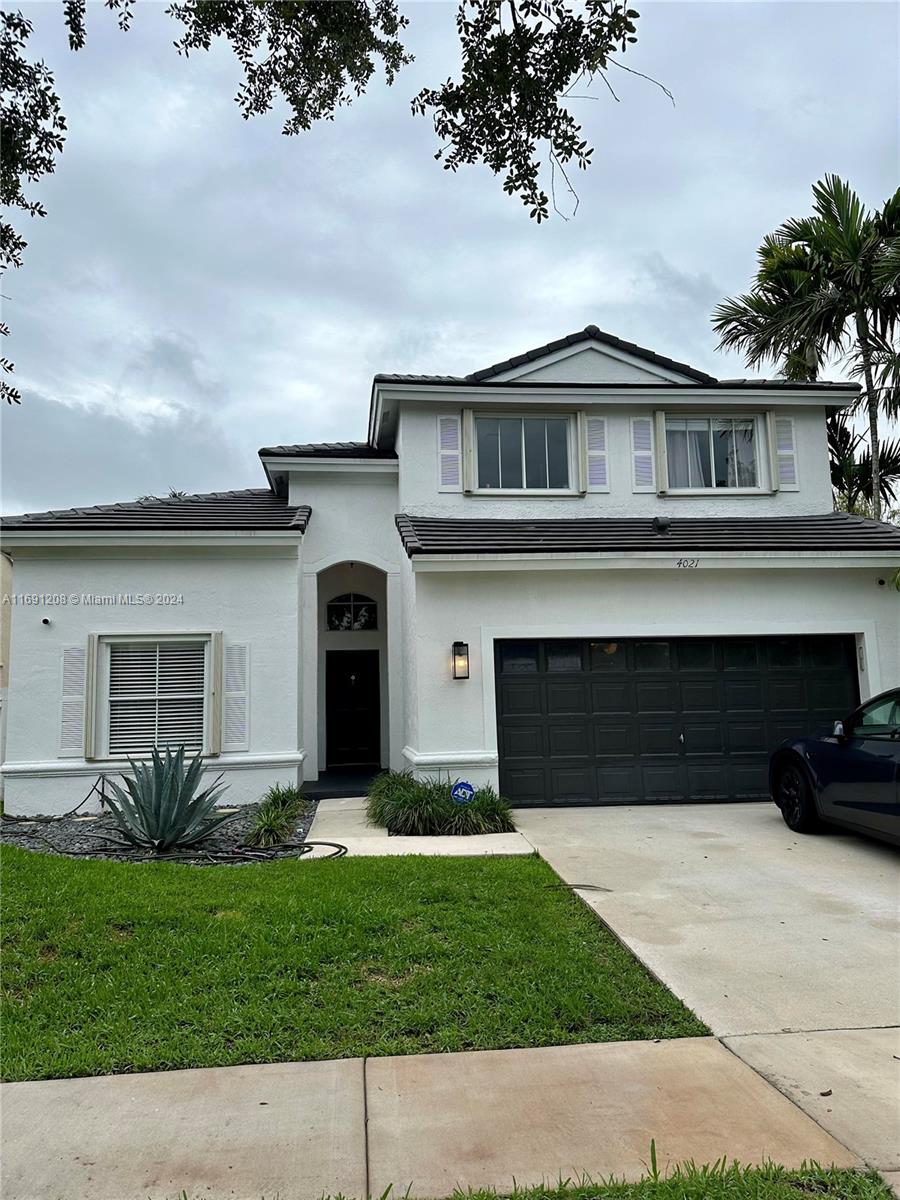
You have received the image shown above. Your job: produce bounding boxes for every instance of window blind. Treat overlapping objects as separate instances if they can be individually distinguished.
[108,640,206,755]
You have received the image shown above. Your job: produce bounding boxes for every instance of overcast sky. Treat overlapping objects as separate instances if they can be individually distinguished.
[1,0,897,514]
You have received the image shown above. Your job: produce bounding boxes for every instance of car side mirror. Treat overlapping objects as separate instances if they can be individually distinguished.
[832,720,846,740]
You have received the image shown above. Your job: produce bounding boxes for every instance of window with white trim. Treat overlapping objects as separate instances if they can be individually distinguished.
[664,416,759,490]
[473,414,573,491]
[105,638,208,756]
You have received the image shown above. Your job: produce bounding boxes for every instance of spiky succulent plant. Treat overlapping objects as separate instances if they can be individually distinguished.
[104,747,232,853]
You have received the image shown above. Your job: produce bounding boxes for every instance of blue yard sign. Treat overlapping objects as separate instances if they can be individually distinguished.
[450,780,476,805]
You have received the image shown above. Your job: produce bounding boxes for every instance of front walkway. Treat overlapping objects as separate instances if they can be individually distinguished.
[306,796,534,857]
[1,1037,858,1200]
[515,802,900,1181]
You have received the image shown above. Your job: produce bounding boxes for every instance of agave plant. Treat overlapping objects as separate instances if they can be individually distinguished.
[104,746,232,853]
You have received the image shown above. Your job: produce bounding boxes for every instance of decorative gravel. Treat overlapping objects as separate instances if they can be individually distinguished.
[0,798,320,866]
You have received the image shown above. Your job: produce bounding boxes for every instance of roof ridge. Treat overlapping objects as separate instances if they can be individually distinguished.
[465,325,718,385]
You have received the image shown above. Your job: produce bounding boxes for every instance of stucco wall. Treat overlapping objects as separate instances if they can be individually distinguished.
[404,564,898,789]
[396,403,834,517]
[286,470,404,777]
[2,548,301,814]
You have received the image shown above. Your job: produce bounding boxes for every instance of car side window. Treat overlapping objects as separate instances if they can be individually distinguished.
[852,694,900,737]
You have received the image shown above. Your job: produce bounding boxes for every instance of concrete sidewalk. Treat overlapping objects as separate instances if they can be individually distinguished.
[1,1037,859,1200]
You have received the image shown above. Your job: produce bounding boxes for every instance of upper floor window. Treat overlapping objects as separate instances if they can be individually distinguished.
[327,593,377,631]
[475,415,571,491]
[665,416,758,490]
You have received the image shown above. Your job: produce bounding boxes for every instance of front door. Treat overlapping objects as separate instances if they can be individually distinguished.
[326,649,381,768]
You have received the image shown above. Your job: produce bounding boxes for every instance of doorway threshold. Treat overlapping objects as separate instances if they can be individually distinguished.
[304,768,381,801]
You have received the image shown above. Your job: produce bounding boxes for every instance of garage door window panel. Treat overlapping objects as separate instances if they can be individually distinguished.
[498,641,540,674]
[546,641,583,672]
[589,641,626,671]
[676,640,717,671]
[634,642,671,671]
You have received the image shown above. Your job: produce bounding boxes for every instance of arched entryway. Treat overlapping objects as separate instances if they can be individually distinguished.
[316,561,388,773]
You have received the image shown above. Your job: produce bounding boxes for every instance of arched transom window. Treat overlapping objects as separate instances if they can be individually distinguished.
[326,593,377,631]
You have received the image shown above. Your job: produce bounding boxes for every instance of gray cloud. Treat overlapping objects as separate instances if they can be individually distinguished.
[2,1,897,512]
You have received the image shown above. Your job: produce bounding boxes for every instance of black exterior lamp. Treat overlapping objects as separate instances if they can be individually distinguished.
[452,641,470,680]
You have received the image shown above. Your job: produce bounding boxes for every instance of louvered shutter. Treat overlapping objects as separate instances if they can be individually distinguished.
[773,416,799,490]
[222,643,250,752]
[585,417,609,491]
[59,646,87,757]
[631,416,656,492]
[107,640,206,756]
[437,414,462,492]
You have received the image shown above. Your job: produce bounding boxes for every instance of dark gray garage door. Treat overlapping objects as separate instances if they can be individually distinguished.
[496,636,858,806]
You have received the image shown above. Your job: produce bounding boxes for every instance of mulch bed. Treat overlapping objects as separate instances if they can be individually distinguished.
[0,798,326,865]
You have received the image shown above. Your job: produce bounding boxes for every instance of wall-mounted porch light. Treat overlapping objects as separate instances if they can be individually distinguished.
[452,641,470,680]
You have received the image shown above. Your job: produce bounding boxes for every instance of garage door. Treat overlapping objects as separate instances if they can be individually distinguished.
[495,636,858,806]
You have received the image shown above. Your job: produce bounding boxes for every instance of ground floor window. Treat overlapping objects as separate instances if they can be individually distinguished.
[106,638,208,756]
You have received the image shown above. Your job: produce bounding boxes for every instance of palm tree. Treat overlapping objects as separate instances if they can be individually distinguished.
[712,175,900,520]
[827,412,900,514]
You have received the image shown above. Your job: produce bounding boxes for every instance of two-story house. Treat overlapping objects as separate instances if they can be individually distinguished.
[2,325,899,815]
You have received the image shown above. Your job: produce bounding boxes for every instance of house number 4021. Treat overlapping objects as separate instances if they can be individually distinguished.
[675,558,700,568]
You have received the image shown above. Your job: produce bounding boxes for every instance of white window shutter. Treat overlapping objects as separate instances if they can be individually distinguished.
[59,645,87,757]
[585,417,609,491]
[773,416,799,490]
[631,416,656,492]
[222,643,250,752]
[437,414,462,492]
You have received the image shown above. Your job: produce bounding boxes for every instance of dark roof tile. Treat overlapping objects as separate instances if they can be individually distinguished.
[259,441,397,459]
[1,489,310,532]
[395,513,900,557]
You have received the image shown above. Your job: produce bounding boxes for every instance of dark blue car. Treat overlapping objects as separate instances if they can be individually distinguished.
[770,687,900,847]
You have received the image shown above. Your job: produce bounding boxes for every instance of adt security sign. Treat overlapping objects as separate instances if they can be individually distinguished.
[450,780,476,805]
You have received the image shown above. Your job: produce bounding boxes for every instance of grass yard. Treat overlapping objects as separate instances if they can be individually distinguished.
[1,846,706,1081]
[367,1165,893,1200]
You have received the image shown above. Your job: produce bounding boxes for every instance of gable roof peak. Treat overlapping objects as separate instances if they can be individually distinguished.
[467,325,718,384]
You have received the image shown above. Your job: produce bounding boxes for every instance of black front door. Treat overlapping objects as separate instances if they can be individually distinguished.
[326,650,381,768]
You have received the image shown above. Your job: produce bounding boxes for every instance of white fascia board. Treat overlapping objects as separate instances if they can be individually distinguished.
[0,530,305,550]
[410,551,900,572]
[260,456,397,475]
[373,382,858,409]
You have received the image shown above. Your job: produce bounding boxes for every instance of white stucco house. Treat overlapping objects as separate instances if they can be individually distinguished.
[2,325,899,815]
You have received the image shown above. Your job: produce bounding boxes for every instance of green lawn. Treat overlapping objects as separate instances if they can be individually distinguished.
[1,846,706,1081]
[369,1166,892,1200]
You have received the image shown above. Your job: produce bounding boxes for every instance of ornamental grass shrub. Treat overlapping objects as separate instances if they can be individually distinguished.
[367,770,515,836]
[243,783,308,848]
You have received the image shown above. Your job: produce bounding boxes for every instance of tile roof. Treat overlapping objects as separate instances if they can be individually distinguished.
[259,441,397,459]
[373,325,860,391]
[1,489,310,532]
[395,513,900,557]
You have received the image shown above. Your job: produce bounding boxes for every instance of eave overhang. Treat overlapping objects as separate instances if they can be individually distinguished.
[369,380,860,449]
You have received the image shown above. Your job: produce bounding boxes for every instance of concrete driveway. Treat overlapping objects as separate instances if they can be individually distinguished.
[516,801,900,1179]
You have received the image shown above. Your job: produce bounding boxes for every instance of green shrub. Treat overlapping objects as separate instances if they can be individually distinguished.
[104,747,231,853]
[243,783,307,848]
[367,770,515,836]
